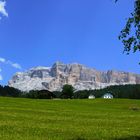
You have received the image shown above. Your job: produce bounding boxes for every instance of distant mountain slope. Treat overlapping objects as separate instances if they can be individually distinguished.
[8,62,140,91]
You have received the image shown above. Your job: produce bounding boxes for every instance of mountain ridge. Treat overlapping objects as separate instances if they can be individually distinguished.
[8,62,140,92]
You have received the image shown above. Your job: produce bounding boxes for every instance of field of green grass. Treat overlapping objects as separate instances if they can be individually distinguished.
[0,97,140,140]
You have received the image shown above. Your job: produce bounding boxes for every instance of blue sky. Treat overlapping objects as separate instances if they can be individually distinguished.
[0,0,139,85]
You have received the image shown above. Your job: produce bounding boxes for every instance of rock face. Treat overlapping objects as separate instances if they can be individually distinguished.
[8,62,140,92]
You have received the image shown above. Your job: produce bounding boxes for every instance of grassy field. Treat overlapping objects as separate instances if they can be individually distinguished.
[0,97,140,140]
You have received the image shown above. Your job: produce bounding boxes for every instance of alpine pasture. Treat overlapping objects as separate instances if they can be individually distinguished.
[0,97,140,140]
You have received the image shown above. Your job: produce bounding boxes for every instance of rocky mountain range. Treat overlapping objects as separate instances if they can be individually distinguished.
[8,62,140,92]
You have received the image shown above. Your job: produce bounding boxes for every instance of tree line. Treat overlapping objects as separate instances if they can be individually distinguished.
[0,84,140,99]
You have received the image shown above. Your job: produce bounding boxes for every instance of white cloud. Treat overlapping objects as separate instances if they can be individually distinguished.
[0,68,2,81]
[0,1,8,18]
[0,74,3,81]
[0,57,22,70]
[7,61,22,69]
[11,63,22,69]
[0,57,6,63]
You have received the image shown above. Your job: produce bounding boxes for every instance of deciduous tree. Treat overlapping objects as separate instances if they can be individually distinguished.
[116,0,140,57]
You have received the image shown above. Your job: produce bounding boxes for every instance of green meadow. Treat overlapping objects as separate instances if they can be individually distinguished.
[0,97,140,140]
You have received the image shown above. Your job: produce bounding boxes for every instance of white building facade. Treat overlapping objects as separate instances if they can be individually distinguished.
[103,93,113,99]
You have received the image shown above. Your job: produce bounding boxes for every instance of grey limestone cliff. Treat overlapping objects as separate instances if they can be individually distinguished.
[8,62,140,91]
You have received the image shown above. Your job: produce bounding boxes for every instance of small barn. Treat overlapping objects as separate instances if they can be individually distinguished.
[103,93,113,99]
[88,94,95,99]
